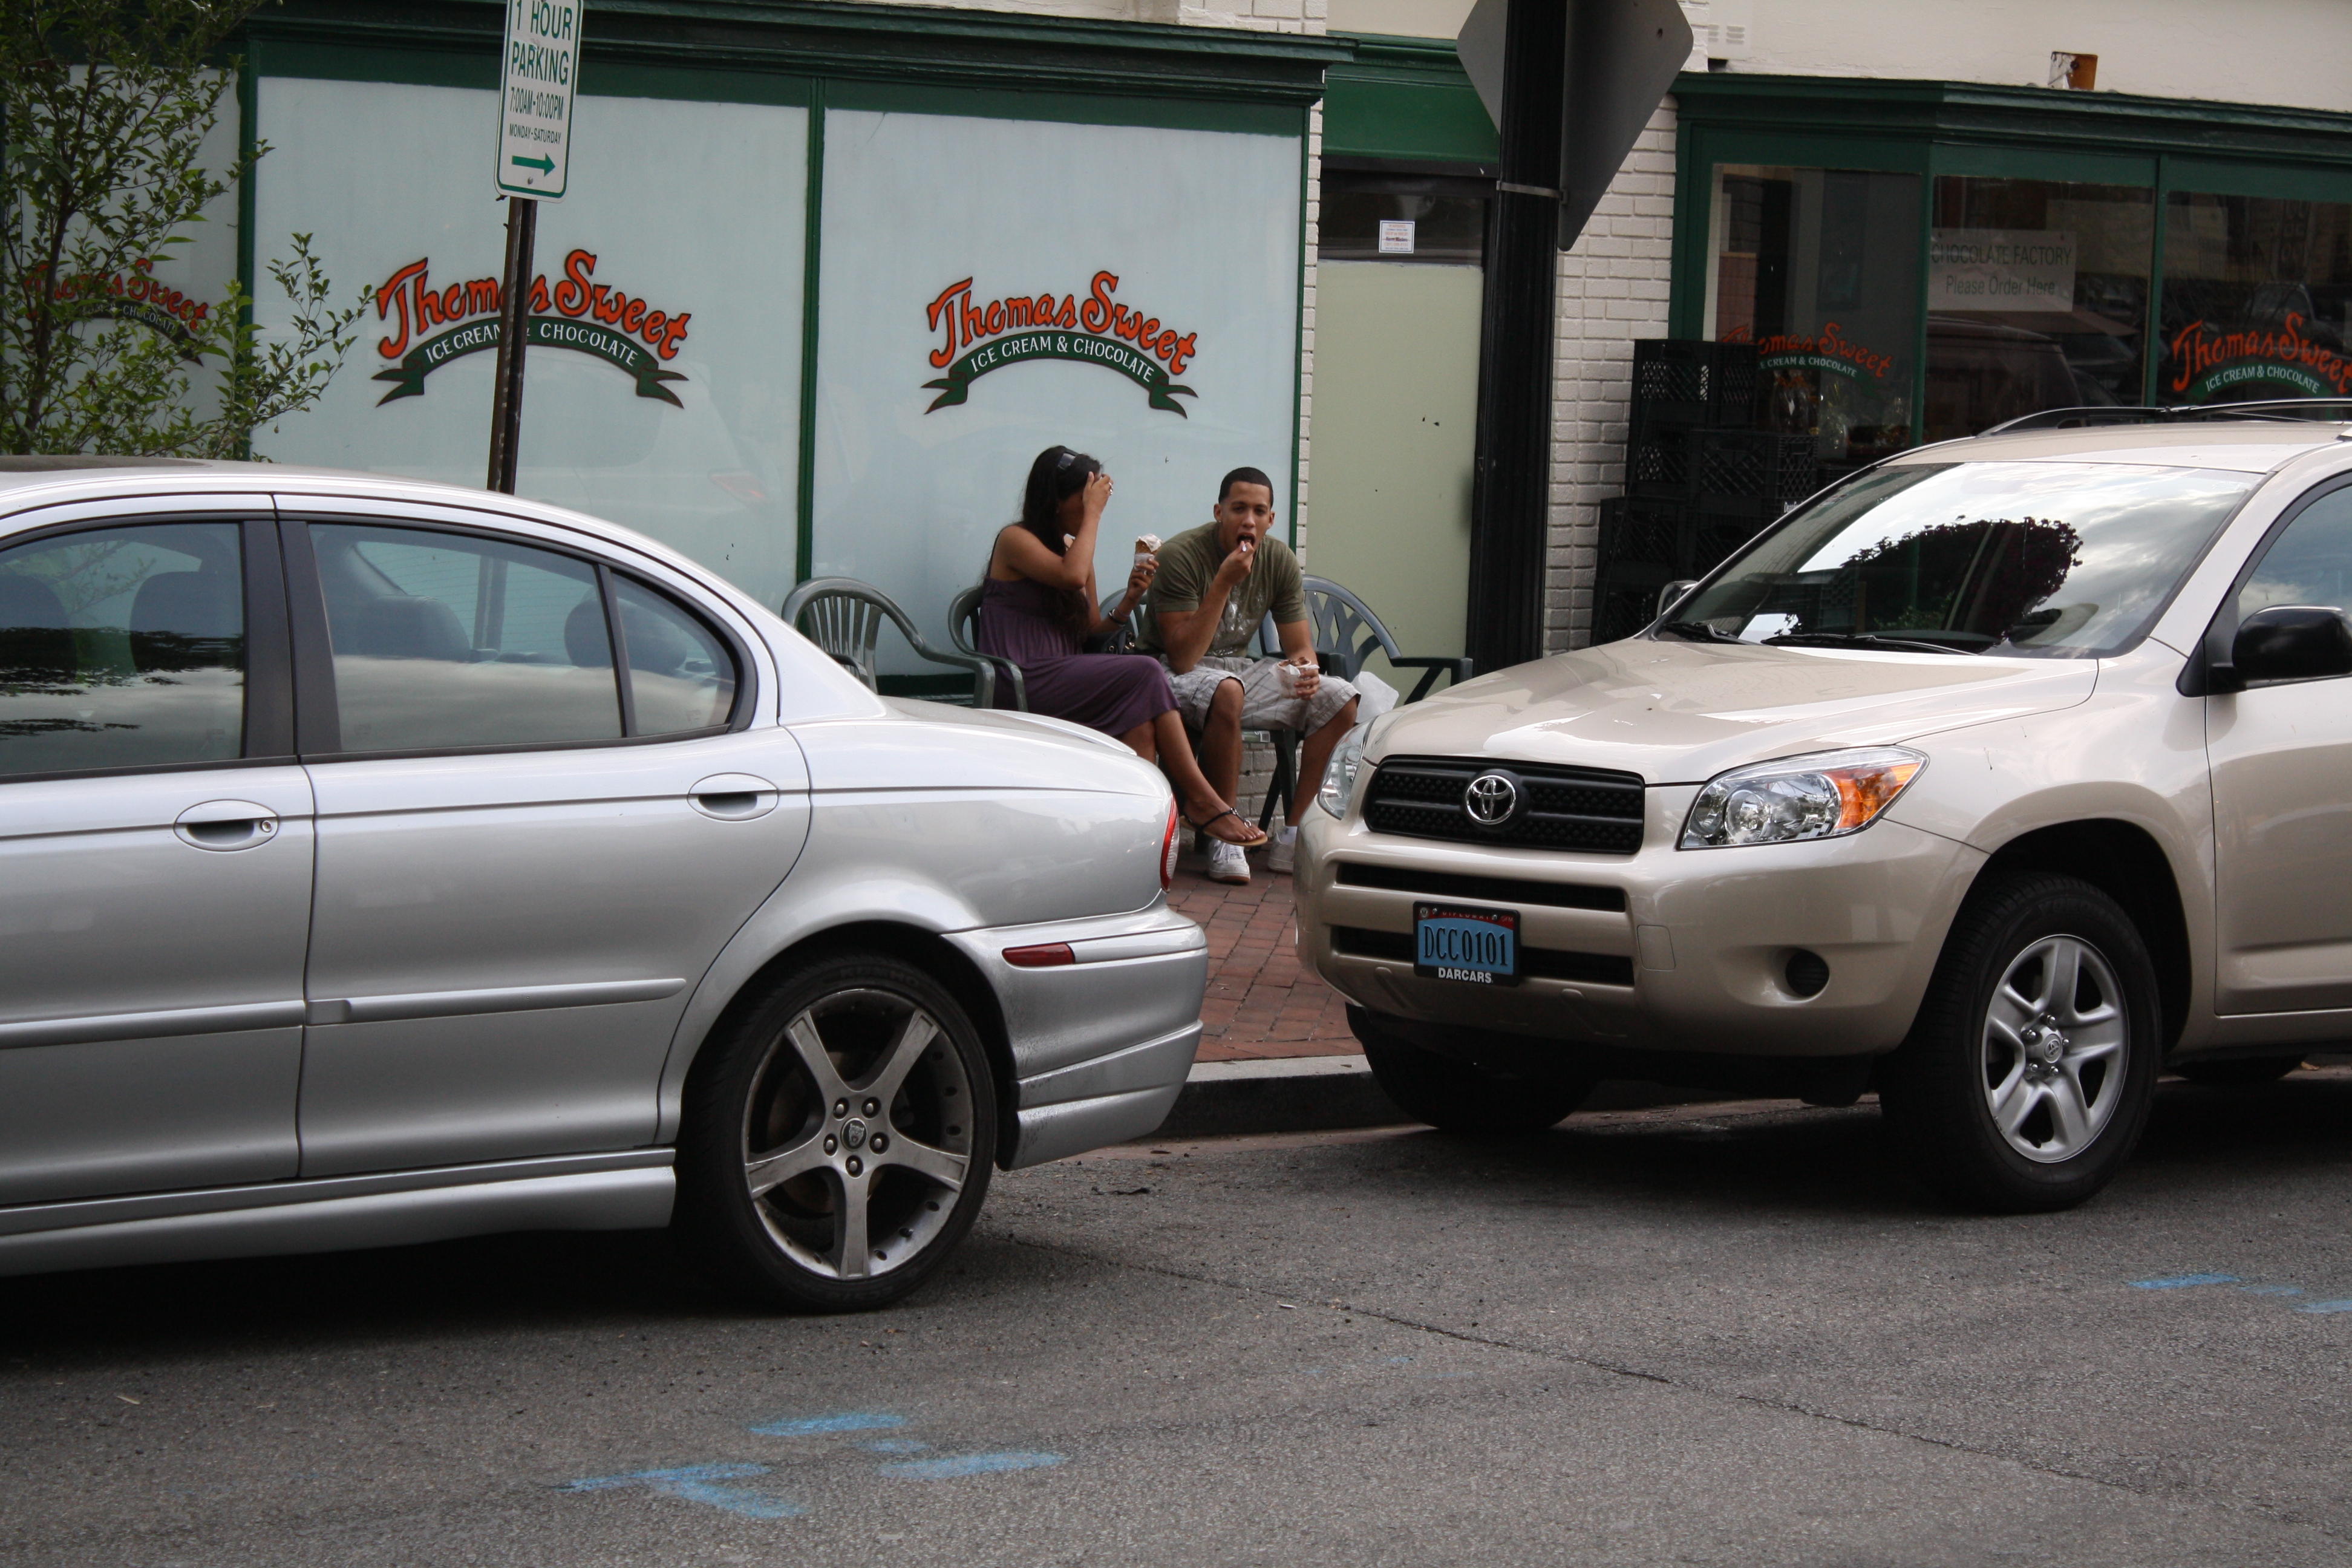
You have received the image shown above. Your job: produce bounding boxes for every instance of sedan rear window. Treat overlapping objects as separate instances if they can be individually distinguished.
[1664,462,2256,658]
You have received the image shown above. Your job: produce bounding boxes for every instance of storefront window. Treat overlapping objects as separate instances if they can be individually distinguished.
[1705,165,1920,471]
[253,79,810,617]
[2158,192,2352,406]
[1319,171,1488,264]
[1923,178,2154,440]
[809,109,1301,670]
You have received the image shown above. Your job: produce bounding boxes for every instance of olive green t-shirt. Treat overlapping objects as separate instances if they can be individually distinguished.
[1135,520,1305,657]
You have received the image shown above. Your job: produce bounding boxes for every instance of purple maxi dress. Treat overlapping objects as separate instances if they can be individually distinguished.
[976,576,1175,739]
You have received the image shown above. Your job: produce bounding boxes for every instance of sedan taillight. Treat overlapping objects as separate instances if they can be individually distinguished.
[1161,798,1180,890]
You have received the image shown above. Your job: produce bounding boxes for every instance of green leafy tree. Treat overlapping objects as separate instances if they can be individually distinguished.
[1,0,365,457]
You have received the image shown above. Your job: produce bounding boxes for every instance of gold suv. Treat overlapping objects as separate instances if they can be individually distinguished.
[1298,410,2352,1211]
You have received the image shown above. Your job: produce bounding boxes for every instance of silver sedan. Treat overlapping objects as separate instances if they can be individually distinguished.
[0,457,1205,1310]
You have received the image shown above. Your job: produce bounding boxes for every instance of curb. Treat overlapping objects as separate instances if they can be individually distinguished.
[1154,1054,1403,1140]
[1148,1053,1742,1142]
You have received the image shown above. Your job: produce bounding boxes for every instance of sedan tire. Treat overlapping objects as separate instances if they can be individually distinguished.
[1353,1007,1596,1133]
[1881,872,2160,1213]
[675,952,997,1312]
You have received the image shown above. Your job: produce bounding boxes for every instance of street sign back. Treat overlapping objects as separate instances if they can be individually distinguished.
[496,0,581,200]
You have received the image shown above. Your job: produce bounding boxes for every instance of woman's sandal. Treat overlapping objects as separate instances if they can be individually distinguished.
[1185,805,1269,849]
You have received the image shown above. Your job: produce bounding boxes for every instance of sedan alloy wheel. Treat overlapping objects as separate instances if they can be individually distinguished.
[742,987,975,1280]
[678,953,997,1310]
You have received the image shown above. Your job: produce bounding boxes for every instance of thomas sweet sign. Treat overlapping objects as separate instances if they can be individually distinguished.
[921,271,1200,416]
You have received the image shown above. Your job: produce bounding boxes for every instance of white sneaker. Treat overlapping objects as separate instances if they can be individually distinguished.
[1206,840,1252,885]
[1269,825,1299,874]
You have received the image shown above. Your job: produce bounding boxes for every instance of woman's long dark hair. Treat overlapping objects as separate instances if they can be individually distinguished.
[1013,445,1100,635]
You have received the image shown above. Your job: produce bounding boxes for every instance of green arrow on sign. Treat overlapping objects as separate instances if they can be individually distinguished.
[509,154,554,174]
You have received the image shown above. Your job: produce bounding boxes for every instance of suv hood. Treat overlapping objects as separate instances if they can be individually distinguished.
[1371,638,2098,785]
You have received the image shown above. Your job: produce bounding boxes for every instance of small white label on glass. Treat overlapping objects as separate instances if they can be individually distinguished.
[1377,220,1416,255]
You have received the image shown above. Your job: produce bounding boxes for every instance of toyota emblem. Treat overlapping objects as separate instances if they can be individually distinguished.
[1463,771,1520,827]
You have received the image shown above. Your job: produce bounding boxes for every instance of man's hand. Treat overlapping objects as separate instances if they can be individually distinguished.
[1214,534,1258,590]
[1286,659,1321,700]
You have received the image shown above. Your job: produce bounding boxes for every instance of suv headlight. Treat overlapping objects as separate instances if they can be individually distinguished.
[1680,747,1924,849]
[1316,724,1369,818]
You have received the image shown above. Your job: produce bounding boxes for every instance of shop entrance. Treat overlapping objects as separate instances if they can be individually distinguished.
[1309,169,1487,681]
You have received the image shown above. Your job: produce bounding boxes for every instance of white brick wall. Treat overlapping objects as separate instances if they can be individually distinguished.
[1546,99,1677,652]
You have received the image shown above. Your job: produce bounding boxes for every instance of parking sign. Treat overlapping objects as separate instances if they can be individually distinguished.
[497,0,581,200]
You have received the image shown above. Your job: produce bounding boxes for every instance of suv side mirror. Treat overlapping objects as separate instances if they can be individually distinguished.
[1655,580,1699,619]
[2223,604,2352,689]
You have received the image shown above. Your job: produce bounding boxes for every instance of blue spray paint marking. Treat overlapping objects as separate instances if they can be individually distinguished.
[2295,1299,2352,1315]
[2241,1284,2306,1296]
[861,1439,930,1454]
[2131,1273,2239,1290]
[749,1411,907,1437]
[1384,1356,1414,1365]
[564,1463,766,1492]
[560,1463,803,1520]
[879,1451,1065,1480]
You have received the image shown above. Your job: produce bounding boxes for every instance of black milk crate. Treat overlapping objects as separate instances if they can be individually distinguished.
[1596,495,1685,571]
[1625,423,1693,498]
[1595,583,1664,644]
[1689,517,1768,577]
[1630,339,1760,430]
[1690,428,1820,509]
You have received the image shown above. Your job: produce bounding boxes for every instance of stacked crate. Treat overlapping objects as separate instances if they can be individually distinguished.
[1596,340,1815,643]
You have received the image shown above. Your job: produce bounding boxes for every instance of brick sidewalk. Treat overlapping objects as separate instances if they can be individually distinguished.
[1165,864,1361,1063]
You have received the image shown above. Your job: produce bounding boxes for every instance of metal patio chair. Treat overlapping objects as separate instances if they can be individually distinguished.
[780,577,996,708]
[946,582,1027,711]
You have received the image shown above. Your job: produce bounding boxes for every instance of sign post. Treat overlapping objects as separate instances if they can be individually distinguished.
[486,0,581,494]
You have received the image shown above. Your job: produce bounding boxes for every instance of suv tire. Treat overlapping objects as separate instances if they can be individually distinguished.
[1882,872,2160,1212]
[675,952,996,1312]
[1353,1007,1596,1133]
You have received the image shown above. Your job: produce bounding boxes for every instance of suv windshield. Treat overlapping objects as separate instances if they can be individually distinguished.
[1663,461,2256,658]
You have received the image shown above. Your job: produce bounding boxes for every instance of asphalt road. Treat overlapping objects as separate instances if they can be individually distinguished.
[5,1072,2352,1567]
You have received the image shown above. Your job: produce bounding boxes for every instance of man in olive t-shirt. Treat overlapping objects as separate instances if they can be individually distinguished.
[1137,466,1358,883]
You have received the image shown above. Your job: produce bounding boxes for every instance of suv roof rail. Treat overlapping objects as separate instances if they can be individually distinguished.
[1983,399,2352,436]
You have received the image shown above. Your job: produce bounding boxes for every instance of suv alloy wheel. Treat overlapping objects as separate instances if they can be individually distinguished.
[1881,872,2160,1212]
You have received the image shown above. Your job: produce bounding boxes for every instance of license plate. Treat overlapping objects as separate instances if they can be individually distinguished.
[1414,902,1520,986]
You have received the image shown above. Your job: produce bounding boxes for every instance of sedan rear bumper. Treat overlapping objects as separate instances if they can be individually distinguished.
[947,903,1207,1168]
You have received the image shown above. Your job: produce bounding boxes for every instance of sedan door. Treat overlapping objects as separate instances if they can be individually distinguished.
[0,506,312,1204]
[283,509,809,1177]
[2207,477,2352,1015]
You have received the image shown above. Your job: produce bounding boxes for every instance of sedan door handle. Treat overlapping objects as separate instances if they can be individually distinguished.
[690,773,780,821]
[175,800,281,852]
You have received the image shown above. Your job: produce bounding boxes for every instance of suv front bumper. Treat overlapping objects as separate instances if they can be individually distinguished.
[1295,785,1982,1059]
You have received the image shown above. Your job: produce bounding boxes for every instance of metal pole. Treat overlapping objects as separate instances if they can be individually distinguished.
[485,195,537,494]
[1465,0,1567,674]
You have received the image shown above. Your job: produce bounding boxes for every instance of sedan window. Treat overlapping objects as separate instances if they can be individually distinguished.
[311,523,622,753]
[0,521,244,776]
[613,575,737,734]
[1666,462,2256,658]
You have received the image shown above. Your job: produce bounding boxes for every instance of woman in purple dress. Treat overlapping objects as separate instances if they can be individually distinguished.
[980,446,1266,848]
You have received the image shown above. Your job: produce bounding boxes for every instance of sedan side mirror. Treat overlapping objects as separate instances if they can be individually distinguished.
[2223,604,2352,690]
